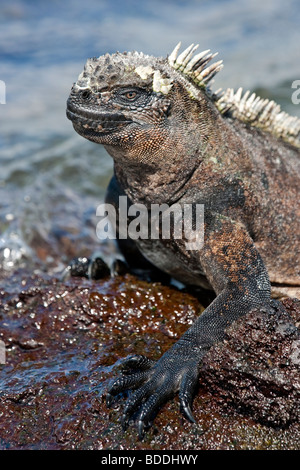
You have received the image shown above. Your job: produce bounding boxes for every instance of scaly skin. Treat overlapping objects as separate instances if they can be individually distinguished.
[66,45,300,437]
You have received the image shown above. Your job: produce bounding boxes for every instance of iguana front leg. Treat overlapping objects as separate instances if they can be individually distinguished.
[106,215,272,437]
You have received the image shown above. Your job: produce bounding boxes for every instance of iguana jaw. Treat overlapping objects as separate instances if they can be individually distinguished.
[66,97,133,141]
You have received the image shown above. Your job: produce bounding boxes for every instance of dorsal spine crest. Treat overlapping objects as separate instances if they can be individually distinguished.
[168,42,300,149]
[168,42,223,88]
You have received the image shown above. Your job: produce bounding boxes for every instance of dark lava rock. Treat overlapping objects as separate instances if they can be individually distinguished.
[200,298,300,427]
[0,269,300,449]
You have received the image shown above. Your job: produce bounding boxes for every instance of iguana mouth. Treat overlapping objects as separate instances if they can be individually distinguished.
[66,98,132,135]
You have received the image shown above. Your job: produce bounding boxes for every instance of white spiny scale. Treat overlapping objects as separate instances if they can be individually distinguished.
[175,43,198,69]
[183,44,200,68]
[255,101,266,117]
[239,89,250,109]
[243,92,254,119]
[235,87,243,105]
[251,95,261,113]
[290,117,300,134]
[226,88,234,103]
[201,60,223,83]
[193,52,216,75]
[213,88,224,98]
[183,49,210,73]
[168,42,182,67]
[246,92,257,114]
[260,100,276,122]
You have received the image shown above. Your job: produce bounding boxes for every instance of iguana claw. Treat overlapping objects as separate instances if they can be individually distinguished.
[106,350,199,437]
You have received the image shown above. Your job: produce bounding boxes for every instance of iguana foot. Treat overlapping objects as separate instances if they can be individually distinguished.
[62,254,170,284]
[62,256,127,280]
[106,350,199,439]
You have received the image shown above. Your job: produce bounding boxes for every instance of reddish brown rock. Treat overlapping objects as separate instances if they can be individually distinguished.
[0,270,299,449]
[200,298,300,427]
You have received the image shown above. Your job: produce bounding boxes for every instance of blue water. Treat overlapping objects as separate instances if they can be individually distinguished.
[0,0,300,276]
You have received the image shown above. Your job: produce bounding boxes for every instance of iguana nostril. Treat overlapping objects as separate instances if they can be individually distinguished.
[81,89,91,100]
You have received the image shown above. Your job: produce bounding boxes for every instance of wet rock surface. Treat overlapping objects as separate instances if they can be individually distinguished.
[0,270,299,449]
[200,298,300,428]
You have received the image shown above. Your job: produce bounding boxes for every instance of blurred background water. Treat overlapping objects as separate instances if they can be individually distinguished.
[0,0,300,280]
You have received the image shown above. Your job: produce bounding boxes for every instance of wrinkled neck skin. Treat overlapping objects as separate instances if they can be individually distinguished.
[106,129,201,205]
[104,86,223,206]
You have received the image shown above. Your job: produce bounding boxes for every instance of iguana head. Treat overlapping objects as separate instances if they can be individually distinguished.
[66,44,223,165]
[67,42,300,166]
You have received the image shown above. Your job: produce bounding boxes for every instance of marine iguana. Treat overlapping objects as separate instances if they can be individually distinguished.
[66,42,300,437]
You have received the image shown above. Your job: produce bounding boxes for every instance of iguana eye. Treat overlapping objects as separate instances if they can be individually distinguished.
[125,91,137,100]
[116,88,143,103]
